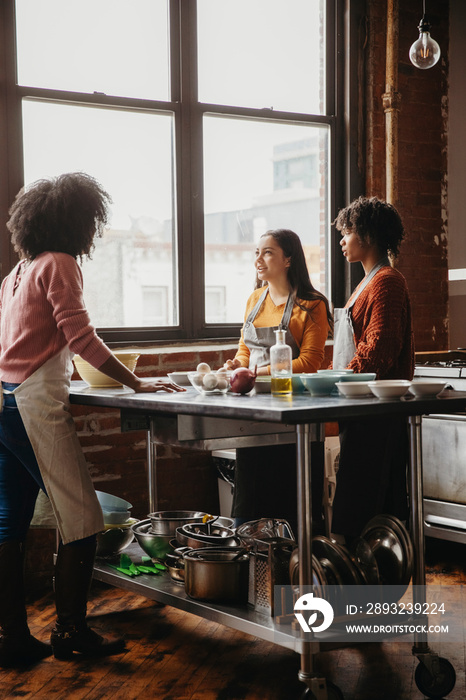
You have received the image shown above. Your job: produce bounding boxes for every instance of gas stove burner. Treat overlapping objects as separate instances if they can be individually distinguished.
[420,360,466,368]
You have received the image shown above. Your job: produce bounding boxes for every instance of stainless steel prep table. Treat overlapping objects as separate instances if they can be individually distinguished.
[69,382,466,700]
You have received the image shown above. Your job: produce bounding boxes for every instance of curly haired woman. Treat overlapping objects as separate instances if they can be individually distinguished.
[0,172,184,667]
[331,196,415,542]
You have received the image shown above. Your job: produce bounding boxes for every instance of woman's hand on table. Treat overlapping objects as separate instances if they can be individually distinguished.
[256,366,270,376]
[224,358,241,370]
[132,378,186,393]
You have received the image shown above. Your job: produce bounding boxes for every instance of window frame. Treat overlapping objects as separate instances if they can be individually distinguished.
[0,0,349,345]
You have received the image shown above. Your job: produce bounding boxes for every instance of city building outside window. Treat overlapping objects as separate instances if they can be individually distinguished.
[1,0,344,343]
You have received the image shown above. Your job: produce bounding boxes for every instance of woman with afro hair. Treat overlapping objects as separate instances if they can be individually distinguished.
[0,172,184,667]
[330,196,415,542]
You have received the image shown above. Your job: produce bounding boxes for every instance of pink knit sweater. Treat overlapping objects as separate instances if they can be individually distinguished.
[0,252,112,383]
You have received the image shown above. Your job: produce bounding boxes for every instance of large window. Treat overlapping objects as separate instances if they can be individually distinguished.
[1,0,343,343]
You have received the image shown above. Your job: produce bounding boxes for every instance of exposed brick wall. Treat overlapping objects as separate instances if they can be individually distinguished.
[74,347,238,520]
[365,0,450,351]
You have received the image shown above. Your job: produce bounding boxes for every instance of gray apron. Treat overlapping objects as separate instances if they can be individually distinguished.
[333,258,390,370]
[243,288,300,368]
[3,347,104,544]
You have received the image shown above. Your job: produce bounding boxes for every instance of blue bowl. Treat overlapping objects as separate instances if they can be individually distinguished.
[300,373,344,396]
[292,375,307,393]
[317,369,354,375]
[338,372,377,382]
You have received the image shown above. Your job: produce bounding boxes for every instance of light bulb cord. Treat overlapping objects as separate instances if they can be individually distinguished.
[419,0,429,32]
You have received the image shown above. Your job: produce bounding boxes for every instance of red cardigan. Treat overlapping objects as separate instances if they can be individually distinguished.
[345,266,414,380]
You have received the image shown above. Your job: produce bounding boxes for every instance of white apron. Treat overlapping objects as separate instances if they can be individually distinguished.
[6,347,104,544]
[333,258,390,370]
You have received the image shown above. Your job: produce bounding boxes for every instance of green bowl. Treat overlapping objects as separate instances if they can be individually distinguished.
[339,373,377,382]
[292,375,307,393]
[300,373,343,396]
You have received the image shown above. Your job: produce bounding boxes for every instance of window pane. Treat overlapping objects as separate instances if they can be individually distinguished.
[203,116,330,324]
[22,100,177,328]
[15,0,169,101]
[198,0,326,114]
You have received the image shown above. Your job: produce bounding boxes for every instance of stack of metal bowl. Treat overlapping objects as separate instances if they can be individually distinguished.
[175,521,238,549]
[131,510,208,561]
[149,510,208,536]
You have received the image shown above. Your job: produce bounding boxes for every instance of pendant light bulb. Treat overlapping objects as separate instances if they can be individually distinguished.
[409,15,441,69]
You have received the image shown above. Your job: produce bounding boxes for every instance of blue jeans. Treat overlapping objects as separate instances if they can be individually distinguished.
[0,383,47,542]
[0,382,96,548]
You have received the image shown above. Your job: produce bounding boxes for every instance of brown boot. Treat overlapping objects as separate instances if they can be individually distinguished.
[0,540,51,667]
[51,539,125,660]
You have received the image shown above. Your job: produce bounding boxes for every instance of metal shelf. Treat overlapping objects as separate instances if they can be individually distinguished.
[93,544,313,654]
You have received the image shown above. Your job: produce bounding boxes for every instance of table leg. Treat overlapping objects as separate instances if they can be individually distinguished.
[297,422,326,691]
[147,424,158,514]
[408,415,429,651]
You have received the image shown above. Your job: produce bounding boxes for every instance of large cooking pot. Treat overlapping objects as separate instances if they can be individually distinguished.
[176,522,239,549]
[183,547,249,602]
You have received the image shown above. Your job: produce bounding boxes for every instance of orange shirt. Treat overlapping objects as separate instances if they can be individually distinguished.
[234,288,329,375]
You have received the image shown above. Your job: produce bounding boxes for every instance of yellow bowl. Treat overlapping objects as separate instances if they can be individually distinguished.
[73,352,140,388]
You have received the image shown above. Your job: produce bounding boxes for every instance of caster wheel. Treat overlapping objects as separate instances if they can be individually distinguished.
[414,657,456,699]
[300,681,344,700]
[326,682,344,700]
[300,690,316,700]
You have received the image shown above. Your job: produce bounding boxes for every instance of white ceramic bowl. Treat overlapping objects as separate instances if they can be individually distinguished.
[74,352,140,388]
[335,381,372,397]
[254,377,271,394]
[368,380,412,400]
[167,371,192,386]
[188,371,231,395]
[409,379,447,398]
[317,369,354,375]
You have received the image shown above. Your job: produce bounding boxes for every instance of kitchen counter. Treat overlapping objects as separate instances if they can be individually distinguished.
[70,381,466,423]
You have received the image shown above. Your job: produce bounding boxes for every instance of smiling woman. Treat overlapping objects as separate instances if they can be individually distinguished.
[224,228,332,529]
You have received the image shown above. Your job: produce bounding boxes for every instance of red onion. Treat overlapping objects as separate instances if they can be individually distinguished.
[230,366,257,395]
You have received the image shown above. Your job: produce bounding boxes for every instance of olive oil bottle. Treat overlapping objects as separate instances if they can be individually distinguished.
[270,329,292,396]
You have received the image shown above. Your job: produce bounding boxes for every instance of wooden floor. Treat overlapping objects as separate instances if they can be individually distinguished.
[2,537,466,700]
